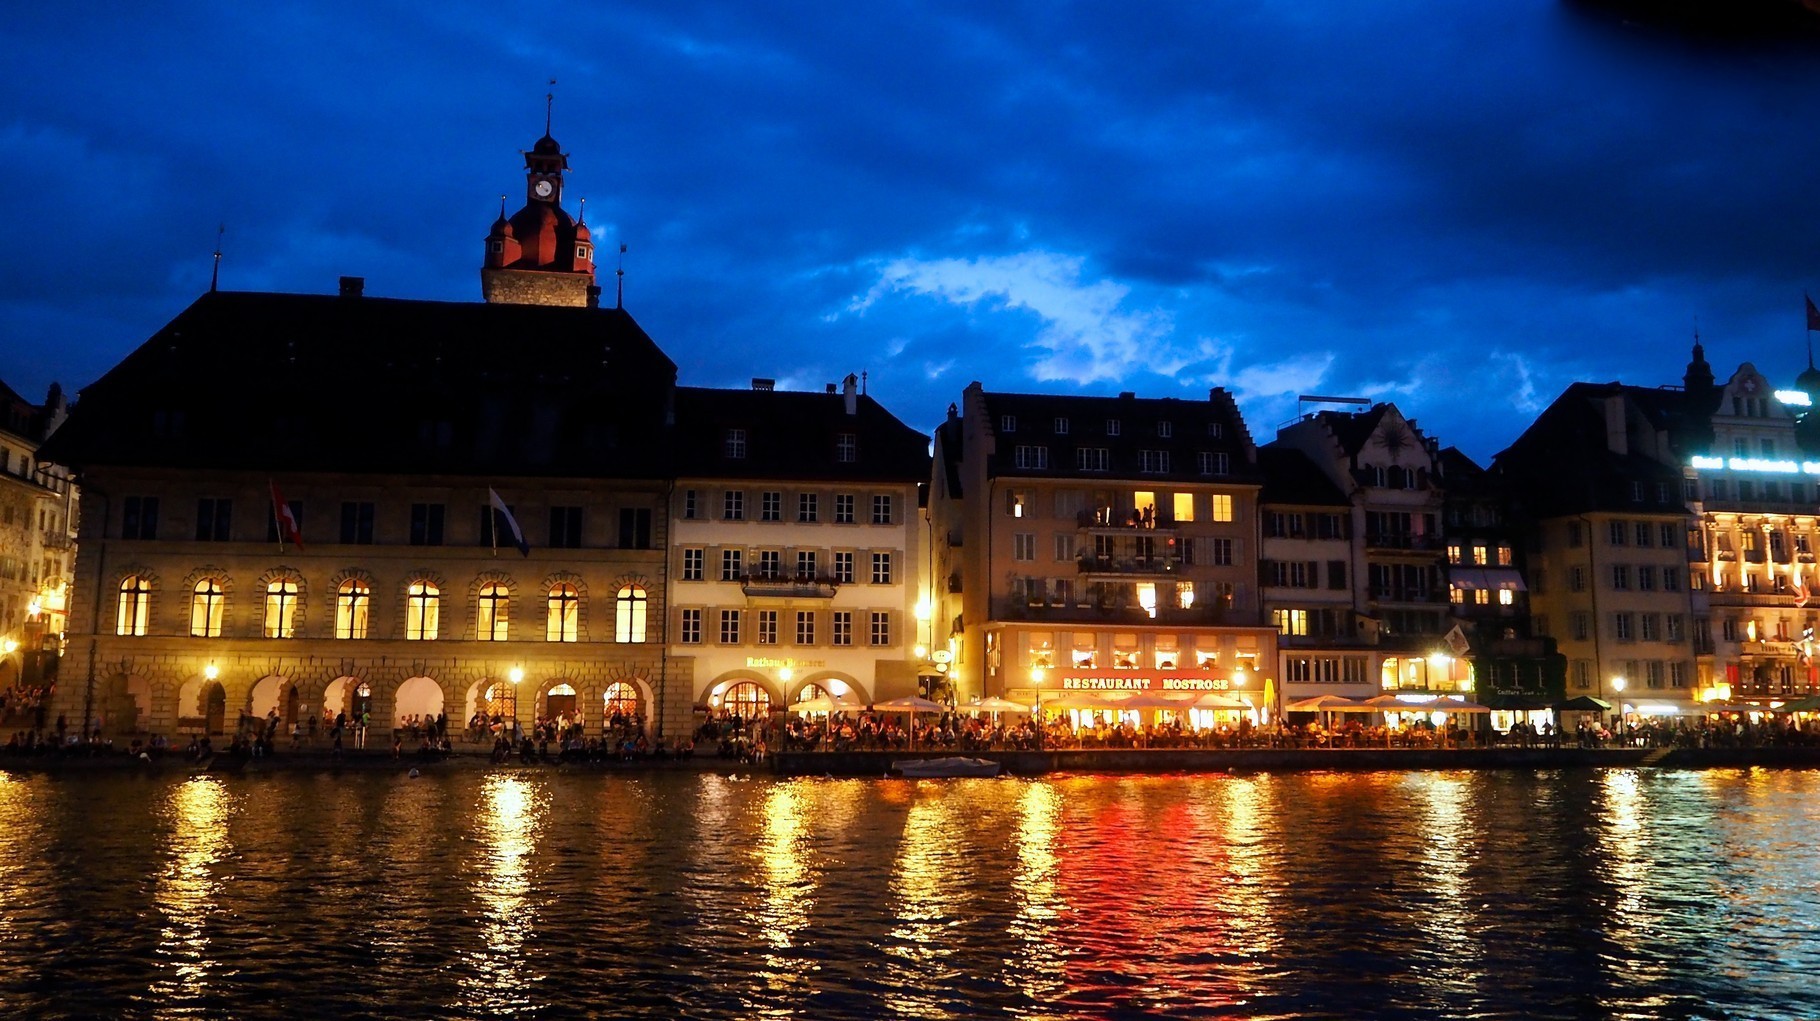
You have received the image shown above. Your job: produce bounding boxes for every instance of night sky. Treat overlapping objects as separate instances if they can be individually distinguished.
[7,1,1820,461]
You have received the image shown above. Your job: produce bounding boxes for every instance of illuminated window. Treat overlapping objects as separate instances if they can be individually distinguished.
[190,578,224,638]
[615,585,646,643]
[1471,544,1489,565]
[605,681,640,721]
[1211,494,1233,522]
[406,581,440,640]
[478,582,509,641]
[336,580,370,639]
[116,575,151,636]
[1498,587,1515,606]
[1173,493,1194,522]
[264,579,299,638]
[718,680,769,719]
[547,583,580,643]
[1273,608,1309,636]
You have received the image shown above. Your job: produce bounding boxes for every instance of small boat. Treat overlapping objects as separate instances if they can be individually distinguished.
[892,756,1002,778]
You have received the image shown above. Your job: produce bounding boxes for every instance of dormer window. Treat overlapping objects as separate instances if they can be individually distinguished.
[1157,421,1173,438]
[725,428,747,459]
[1107,419,1122,436]
[836,432,857,462]
[1054,418,1070,434]
[576,245,589,261]
[489,240,504,254]
[1001,415,1018,433]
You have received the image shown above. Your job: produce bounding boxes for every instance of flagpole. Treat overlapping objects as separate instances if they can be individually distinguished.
[269,478,285,553]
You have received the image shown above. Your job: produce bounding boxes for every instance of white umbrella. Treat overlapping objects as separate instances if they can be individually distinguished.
[1287,695,1365,711]
[1190,692,1253,710]
[1044,691,1116,710]
[966,696,1032,714]
[872,695,948,713]
[789,695,838,714]
[1430,698,1493,714]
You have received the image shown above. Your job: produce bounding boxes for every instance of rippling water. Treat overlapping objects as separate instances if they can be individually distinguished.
[0,766,1816,1020]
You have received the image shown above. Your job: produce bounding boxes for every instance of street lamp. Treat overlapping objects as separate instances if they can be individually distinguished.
[1031,666,1046,751]
[204,662,219,681]
[1611,676,1628,745]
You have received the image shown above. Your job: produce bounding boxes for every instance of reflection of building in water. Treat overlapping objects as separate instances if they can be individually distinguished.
[931,384,1277,719]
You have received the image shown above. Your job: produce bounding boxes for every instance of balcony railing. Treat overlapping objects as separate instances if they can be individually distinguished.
[1077,554,1185,576]
[739,573,840,598]
[1364,533,1440,551]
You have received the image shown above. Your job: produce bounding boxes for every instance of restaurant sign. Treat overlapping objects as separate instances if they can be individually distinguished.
[1061,674,1230,692]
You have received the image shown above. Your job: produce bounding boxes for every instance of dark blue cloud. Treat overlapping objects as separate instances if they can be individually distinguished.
[4,1,1820,461]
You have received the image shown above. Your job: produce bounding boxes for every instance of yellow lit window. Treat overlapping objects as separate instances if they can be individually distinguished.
[1211,494,1233,522]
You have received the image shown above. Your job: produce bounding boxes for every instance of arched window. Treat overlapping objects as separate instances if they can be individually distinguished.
[615,584,647,643]
[478,582,509,642]
[605,681,640,721]
[265,578,300,638]
[336,580,370,639]
[116,575,151,636]
[718,680,770,720]
[482,680,516,720]
[546,583,579,643]
[406,581,440,641]
[190,578,224,638]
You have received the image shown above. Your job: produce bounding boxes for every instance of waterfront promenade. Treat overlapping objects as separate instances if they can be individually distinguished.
[9,741,1820,777]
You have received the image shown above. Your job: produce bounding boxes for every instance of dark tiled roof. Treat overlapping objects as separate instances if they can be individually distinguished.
[42,289,680,478]
[977,388,1260,483]
[1313,404,1391,457]
[1492,381,1694,517]
[671,386,929,482]
[1257,446,1347,506]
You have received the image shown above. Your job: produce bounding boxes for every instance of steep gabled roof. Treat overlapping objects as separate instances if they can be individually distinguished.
[671,386,929,482]
[1493,381,1693,518]
[41,288,679,478]
[1257,446,1348,506]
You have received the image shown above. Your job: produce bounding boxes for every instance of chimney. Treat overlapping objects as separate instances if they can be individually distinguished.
[751,378,775,391]
[842,373,859,416]
[1119,391,1136,400]
[826,383,837,393]
[339,276,364,298]
[1604,395,1629,456]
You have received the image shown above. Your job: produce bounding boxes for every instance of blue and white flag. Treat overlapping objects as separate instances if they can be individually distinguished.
[488,487,530,556]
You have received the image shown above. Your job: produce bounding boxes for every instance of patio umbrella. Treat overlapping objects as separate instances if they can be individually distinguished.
[1045,691,1116,710]
[1106,691,1194,710]
[1430,698,1492,713]
[966,696,1032,714]
[1286,695,1365,711]
[788,695,838,714]
[1189,692,1252,710]
[873,695,948,713]
[1772,694,1820,713]
[1554,695,1613,713]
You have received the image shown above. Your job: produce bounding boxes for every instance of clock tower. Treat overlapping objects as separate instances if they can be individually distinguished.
[481,125,599,308]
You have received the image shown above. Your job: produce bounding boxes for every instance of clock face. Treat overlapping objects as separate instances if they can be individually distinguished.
[533,179,554,199]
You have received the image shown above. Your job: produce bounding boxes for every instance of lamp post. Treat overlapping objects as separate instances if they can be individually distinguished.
[1031,666,1045,751]
[1611,676,1627,746]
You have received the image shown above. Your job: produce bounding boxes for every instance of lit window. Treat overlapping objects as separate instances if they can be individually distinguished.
[336,580,370,639]
[406,581,440,640]
[117,575,151,636]
[615,585,647,643]
[478,582,509,641]
[265,579,299,639]
[1211,494,1233,522]
[605,681,639,721]
[547,583,580,642]
[190,578,224,638]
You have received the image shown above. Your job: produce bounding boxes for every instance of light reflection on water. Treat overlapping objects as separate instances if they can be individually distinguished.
[150,777,234,1016]
[6,768,1820,1020]
[457,774,545,1016]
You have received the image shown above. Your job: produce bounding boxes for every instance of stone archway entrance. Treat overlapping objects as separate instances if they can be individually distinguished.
[203,683,226,736]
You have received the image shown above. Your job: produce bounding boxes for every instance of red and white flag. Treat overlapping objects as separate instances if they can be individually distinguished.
[270,481,303,550]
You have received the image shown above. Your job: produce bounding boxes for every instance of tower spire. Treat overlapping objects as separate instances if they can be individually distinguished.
[211,224,224,292]
[545,78,555,134]
[616,243,627,309]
